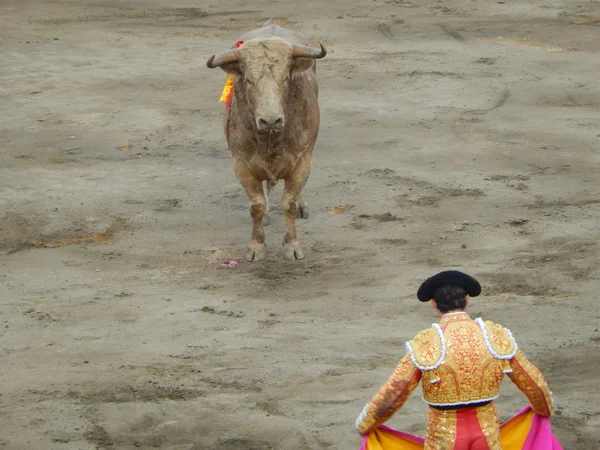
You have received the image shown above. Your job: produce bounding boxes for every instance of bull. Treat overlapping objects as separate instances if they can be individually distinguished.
[206,20,327,261]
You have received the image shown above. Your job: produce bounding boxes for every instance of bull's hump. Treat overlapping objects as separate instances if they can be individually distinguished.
[238,23,307,46]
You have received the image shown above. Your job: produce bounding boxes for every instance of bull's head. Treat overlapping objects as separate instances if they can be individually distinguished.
[207,37,326,133]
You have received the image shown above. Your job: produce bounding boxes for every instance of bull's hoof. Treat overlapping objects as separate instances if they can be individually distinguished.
[262,215,271,226]
[282,242,304,260]
[299,206,309,219]
[245,244,266,262]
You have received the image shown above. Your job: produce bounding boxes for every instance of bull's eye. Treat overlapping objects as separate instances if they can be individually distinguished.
[244,76,253,86]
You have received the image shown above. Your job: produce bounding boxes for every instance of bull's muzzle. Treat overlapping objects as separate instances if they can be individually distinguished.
[257,115,284,133]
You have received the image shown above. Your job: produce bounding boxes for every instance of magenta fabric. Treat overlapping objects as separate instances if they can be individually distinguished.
[360,406,563,450]
[521,407,563,450]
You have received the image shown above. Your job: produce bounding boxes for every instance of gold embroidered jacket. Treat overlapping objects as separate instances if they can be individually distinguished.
[356,313,554,435]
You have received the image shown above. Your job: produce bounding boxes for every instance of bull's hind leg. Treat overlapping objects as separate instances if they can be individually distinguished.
[281,168,310,261]
[297,193,309,219]
[234,161,267,262]
[262,180,277,226]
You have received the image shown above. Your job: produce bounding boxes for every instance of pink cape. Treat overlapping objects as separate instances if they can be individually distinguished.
[360,406,562,450]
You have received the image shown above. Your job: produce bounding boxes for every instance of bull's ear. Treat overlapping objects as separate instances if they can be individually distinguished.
[219,62,242,76]
[290,58,314,76]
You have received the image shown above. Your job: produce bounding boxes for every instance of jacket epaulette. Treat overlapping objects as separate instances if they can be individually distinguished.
[405,324,445,370]
[476,318,518,359]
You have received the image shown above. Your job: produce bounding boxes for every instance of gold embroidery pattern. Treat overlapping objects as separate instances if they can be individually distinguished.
[508,349,554,417]
[409,328,443,368]
[424,408,457,450]
[357,354,422,435]
[484,320,517,357]
[476,403,502,449]
[421,316,506,405]
[424,404,501,449]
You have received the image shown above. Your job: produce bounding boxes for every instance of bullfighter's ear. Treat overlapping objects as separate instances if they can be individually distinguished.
[290,58,314,76]
[219,61,242,76]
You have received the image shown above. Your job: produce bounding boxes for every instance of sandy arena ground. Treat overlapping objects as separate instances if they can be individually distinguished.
[1,0,599,449]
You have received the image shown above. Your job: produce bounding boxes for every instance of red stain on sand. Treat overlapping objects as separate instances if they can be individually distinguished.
[33,233,111,247]
[0,220,123,248]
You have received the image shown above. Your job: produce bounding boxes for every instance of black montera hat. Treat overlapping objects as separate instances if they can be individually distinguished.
[417,270,481,302]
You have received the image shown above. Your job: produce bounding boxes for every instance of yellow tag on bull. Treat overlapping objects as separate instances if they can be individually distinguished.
[220,76,233,103]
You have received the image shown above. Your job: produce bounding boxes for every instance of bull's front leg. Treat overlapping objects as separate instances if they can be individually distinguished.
[281,165,311,261]
[262,180,277,226]
[234,161,267,262]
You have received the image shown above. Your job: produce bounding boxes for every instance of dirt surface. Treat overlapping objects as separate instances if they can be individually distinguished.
[1,0,599,449]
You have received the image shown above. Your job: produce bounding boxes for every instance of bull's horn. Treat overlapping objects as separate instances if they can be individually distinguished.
[291,43,327,59]
[206,48,239,69]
